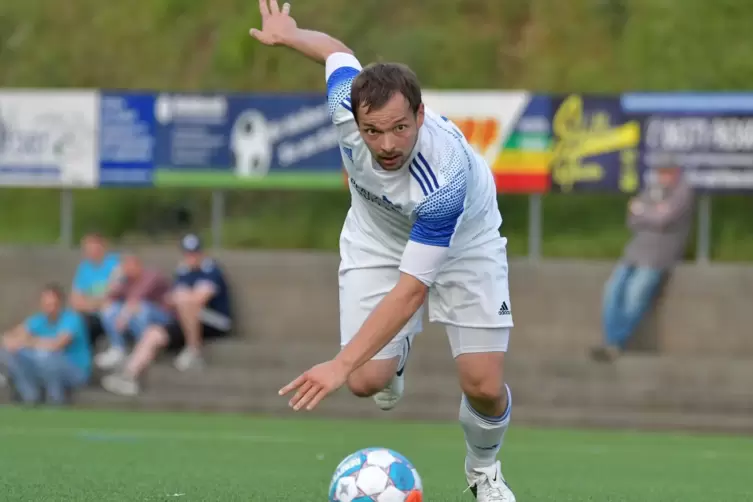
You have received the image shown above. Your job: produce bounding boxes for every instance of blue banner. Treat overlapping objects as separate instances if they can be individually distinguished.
[623,93,753,191]
[151,93,343,187]
[549,94,643,193]
[99,92,156,186]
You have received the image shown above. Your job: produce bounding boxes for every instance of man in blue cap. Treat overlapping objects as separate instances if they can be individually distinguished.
[101,234,233,396]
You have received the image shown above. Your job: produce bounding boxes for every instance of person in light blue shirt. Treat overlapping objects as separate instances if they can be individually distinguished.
[69,233,121,348]
[0,283,91,404]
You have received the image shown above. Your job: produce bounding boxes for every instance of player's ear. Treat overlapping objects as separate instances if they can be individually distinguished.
[416,103,425,128]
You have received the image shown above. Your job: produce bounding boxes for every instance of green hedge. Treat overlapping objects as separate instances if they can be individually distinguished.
[1,0,752,259]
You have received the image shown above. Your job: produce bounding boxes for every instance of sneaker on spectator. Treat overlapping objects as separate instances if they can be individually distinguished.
[174,347,205,372]
[101,373,140,397]
[95,347,127,371]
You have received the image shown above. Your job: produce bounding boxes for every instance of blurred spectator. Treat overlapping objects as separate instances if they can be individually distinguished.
[95,253,173,371]
[69,233,121,349]
[0,284,91,405]
[592,164,694,362]
[102,234,233,396]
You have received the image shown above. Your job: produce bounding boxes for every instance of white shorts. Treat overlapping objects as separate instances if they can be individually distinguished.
[339,236,513,360]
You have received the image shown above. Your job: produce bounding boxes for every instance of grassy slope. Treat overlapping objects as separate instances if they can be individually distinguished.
[0,0,752,259]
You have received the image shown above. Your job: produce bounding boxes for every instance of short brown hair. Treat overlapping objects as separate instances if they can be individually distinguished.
[42,282,66,302]
[350,62,422,123]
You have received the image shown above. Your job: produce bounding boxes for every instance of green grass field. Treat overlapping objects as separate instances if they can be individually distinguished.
[0,407,750,501]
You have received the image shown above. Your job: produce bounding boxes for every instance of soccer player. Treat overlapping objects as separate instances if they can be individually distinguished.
[251,2,515,500]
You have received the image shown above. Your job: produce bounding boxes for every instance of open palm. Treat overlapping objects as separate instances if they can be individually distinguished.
[249,0,296,46]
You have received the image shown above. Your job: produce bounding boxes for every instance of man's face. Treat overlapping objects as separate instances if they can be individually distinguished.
[183,251,202,269]
[82,235,106,262]
[40,290,61,316]
[656,167,680,187]
[357,93,424,171]
[121,255,142,279]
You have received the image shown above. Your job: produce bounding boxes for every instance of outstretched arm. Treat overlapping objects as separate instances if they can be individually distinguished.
[249,0,353,65]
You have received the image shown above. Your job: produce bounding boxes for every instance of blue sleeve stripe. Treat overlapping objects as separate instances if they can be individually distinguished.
[326,67,360,94]
[409,165,429,196]
[416,152,439,190]
[411,159,435,194]
[342,101,352,112]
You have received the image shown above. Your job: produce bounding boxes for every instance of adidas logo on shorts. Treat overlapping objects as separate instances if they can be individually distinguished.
[498,301,511,316]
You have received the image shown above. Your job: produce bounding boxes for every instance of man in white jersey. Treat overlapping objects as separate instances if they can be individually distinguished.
[251,2,515,500]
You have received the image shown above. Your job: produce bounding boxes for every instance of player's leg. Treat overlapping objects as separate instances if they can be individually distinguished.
[339,266,421,409]
[449,328,514,501]
[430,238,515,501]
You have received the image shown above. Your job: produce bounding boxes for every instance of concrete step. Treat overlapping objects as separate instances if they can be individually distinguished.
[88,354,753,415]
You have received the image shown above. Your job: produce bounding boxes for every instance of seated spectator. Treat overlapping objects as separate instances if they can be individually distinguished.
[102,234,232,396]
[95,253,173,371]
[69,233,121,349]
[591,163,694,362]
[0,284,91,405]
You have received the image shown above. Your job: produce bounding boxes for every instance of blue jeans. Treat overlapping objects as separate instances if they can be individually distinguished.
[602,263,664,349]
[0,348,88,404]
[100,301,172,350]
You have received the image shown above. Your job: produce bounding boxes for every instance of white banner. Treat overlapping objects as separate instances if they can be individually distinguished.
[421,91,532,166]
[0,90,99,187]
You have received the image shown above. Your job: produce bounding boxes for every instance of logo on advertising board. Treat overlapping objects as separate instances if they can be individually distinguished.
[550,94,641,193]
[0,91,98,187]
[623,92,753,191]
[153,93,343,188]
[421,91,551,193]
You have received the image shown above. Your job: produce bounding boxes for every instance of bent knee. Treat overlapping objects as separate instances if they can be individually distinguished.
[461,378,505,403]
[346,361,396,398]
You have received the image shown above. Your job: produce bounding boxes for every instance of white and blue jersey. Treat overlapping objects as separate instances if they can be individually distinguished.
[325,53,503,286]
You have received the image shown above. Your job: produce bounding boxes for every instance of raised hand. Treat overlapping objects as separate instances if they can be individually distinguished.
[249,0,297,46]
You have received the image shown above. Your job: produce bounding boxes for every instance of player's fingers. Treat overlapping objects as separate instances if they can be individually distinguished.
[258,0,270,17]
[269,0,280,14]
[278,373,308,396]
[288,380,313,408]
[293,382,322,411]
[305,386,330,411]
[281,2,291,15]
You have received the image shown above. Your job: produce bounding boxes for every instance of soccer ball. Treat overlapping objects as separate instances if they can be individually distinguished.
[328,447,423,502]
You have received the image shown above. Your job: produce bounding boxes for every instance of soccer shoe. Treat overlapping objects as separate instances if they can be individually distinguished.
[101,373,140,397]
[174,347,206,372]
[373,338,411,411]
[465,461,516,502]
[94,347,127,371]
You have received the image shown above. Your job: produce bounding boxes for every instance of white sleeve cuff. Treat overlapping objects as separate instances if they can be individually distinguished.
[399,240,450,286]
[325,52,362,81]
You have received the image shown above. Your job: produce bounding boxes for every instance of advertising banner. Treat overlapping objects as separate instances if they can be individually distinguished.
[622,93,753,191]
[99,92,156,186]
[422,91,552,193]
[0,90,98,187]
[152,93,343,189]
[549,94,642,193]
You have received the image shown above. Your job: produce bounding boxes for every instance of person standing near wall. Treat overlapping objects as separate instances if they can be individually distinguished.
[592,163,695,362]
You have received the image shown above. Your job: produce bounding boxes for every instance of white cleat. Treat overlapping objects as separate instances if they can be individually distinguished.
[465,461,516,502]
[94,347,127,371]
[101,373,140,397]
[373,371,405,411]
[373,338,411,411]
